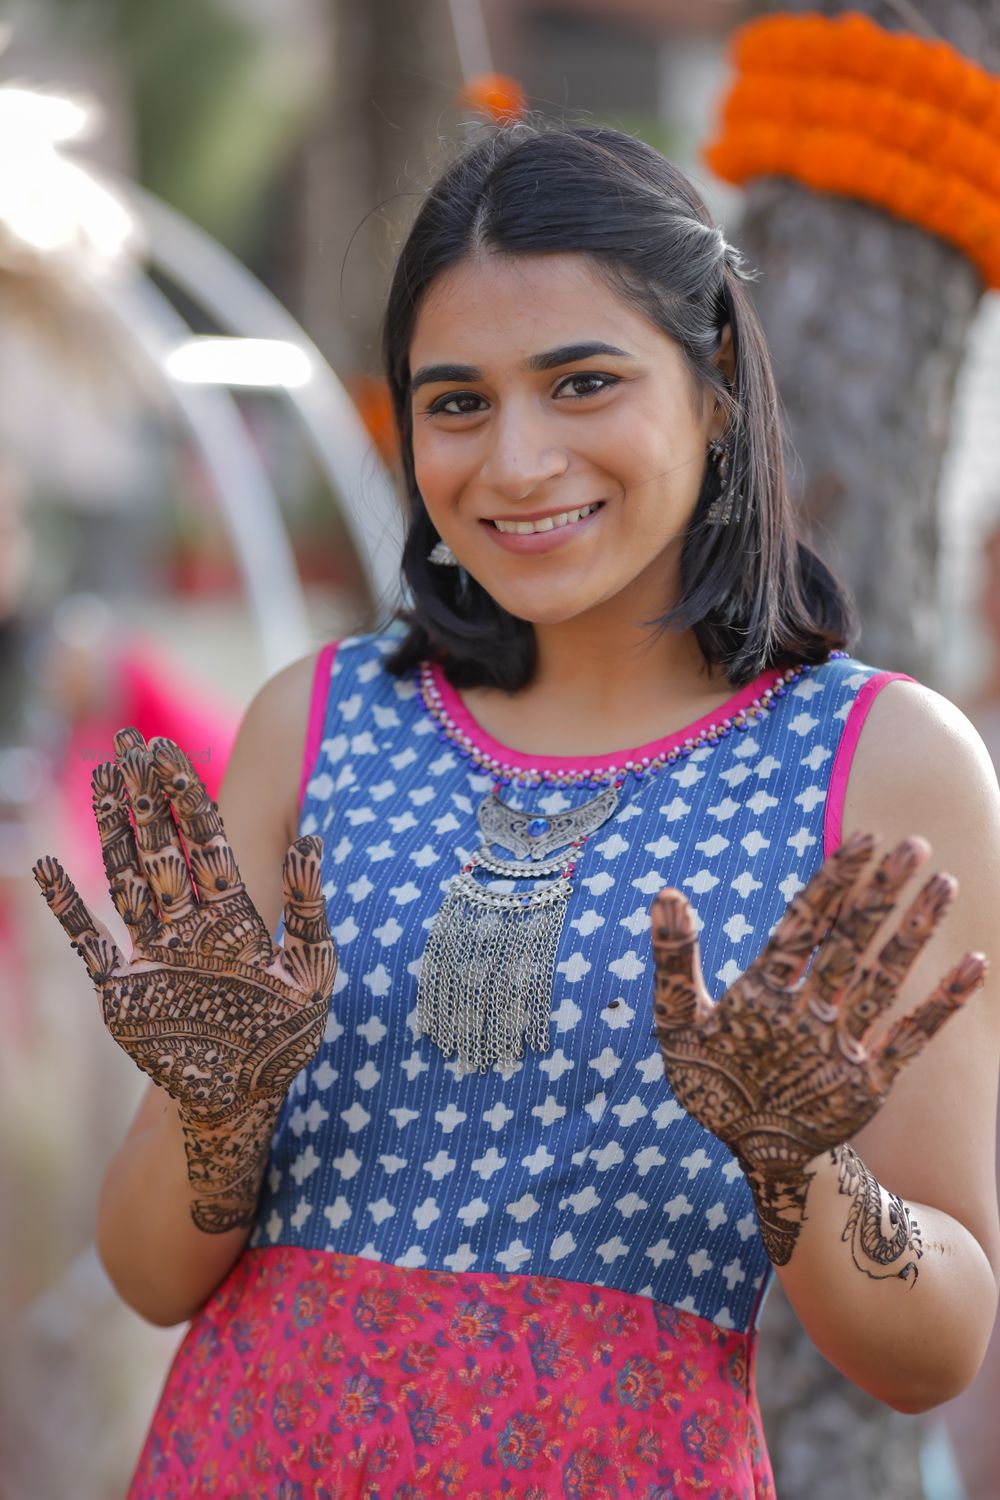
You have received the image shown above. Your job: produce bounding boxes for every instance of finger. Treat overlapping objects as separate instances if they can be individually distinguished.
[147,736,239,900]
[147,735,280,965]
[113,727,198,924]
[147,737,225,844]
[752,830,877,992]
[650,889,712,1029]
[278,835,337,1002]
[811,838,929,1006]
[839,872,955,1045]
[91,761,161,949]
[815,834,929,1008]
[875,952,987,1088]
[31,854,126,987]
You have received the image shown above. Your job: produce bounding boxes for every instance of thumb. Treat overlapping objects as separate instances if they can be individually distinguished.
[650,888,712,1029]
[277,835,337,1002]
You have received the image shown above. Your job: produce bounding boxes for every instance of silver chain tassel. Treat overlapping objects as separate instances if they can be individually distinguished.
[416,786,620,1075]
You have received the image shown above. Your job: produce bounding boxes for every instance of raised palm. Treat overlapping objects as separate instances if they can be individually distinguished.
[650,831,985,1264]
[32,727,336,1230]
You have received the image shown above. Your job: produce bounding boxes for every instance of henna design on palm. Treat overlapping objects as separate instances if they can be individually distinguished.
[650,832,986,1266]
[32,727,337,1233]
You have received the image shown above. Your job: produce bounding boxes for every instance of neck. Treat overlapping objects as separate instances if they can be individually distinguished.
[461,595,738,760]
[530,614,716,710]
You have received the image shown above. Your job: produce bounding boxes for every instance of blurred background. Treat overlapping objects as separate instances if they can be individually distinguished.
[1,0,998,1496]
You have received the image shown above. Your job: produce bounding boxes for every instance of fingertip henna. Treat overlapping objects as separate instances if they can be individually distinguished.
[952,951,987,993]
[113,726,146,756]
[90,760,123,807]
[31,854,58,897]
[838,829,879,863]
[289,840,325,864]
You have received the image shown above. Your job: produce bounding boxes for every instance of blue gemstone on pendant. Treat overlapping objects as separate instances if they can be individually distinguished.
[526,817,550,838]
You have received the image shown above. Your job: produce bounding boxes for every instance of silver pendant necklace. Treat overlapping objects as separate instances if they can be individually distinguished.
[412,654,827,1077]
[416,783,621,1075]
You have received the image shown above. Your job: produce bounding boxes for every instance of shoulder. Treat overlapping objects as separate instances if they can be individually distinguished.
[841,675,1000,948]
[230,642,339,849]
[846,676,998,820]
[243,631,407,841]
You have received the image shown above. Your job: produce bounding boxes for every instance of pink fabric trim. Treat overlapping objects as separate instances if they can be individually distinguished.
[297,641,339,813]
[429,660,785,774]
[823,671,913,856]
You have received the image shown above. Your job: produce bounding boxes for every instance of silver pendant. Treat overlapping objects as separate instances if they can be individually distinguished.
[415,784,620,1075]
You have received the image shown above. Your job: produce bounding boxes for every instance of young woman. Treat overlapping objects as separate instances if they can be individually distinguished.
[34,122,1000,1497]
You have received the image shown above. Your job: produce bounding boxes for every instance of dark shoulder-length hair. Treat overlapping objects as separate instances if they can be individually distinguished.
[381,119,855,689]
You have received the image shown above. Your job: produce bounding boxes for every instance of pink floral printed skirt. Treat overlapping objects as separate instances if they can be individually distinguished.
[129,1246,774,1498]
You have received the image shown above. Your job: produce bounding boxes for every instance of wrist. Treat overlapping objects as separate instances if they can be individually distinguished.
[178,1095,284,1233]
[740,1152,828,1266]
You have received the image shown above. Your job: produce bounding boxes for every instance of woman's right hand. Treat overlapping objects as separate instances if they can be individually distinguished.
[32,726,336,1231]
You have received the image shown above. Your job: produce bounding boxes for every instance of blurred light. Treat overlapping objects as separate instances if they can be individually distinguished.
[165,337,314,389]
[0,85,137,271]
[52,593,112,649]
[0,746,47,805]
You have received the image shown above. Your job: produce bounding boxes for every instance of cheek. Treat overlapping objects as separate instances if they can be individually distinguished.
[411,428,469,513]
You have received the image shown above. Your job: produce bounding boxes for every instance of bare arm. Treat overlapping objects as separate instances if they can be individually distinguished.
[652,683,1000,1413]
[94,648,322,1327]
[776,683,1000,1411]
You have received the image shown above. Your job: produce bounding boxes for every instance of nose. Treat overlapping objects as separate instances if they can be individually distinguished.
[478,398,569,502]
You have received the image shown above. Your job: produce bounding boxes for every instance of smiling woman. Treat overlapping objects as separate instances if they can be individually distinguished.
[48,120,1000,1500]
[384,126,853,702]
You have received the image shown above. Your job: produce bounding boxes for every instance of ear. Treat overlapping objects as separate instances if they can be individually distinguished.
[712,321,735,388]
[707,322,735,441]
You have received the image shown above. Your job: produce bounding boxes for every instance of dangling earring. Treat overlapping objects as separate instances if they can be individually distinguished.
[705,438,736,526]
[428,540,459,566]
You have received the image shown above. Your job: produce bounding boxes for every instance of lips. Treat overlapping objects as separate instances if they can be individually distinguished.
[490,501,603,535]
[482,499,605,554]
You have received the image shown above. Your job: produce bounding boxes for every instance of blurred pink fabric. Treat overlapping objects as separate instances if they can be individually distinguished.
[54,636,239,900]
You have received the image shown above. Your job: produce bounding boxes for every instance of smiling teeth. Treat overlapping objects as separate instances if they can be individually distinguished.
[493,502,601,535]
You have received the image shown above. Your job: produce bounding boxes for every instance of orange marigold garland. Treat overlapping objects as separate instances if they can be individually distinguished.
[702,11,1000,289]
[458,74,527,123]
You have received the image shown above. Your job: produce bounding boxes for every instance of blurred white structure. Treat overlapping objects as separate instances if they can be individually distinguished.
[0,69,402,675]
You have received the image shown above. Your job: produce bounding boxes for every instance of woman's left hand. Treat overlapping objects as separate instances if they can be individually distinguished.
[650,830,986,1264]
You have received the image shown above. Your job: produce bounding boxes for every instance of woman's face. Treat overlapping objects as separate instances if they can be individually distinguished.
[408,250,728,630]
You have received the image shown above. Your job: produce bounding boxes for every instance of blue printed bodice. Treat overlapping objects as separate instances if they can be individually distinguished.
[251,634,880,1333]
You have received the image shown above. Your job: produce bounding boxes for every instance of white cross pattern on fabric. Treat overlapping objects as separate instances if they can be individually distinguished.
[255,638,883,1331]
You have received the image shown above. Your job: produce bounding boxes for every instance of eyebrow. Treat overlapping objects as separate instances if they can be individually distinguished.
[408,341,635,395]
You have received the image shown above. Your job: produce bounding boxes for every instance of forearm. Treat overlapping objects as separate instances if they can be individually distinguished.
[96,1090,277,1326]
[773,1145,998,1413]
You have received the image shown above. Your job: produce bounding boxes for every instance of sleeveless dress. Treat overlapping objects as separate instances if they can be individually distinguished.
[128,634,904,1499]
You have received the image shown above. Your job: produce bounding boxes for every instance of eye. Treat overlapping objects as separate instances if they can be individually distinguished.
[425,391,487,417]
[554,372,619,399]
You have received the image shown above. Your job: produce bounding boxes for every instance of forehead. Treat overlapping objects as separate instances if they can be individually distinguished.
[409,250,665,367]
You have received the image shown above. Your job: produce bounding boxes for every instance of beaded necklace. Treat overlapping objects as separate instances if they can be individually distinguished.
[417,655,846,789]
[413,652,848,1074]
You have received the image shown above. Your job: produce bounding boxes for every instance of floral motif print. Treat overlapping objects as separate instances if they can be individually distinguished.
[129,1245,774,1498]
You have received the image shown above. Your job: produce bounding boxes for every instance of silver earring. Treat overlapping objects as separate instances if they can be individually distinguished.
[705,438,736,526]
[428,540,459,566]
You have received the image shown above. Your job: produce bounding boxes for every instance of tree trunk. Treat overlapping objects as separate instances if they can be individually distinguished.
[735,2,1000,1494]
[736,0,998,682]
[297,0,461,377]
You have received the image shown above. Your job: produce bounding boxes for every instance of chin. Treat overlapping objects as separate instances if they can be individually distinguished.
[492,593,595,628]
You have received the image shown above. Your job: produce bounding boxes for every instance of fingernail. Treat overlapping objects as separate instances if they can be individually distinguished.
[881,839,924,878]
[925,873,957,910]
[955,953,986,989]
[840,830,877,863]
